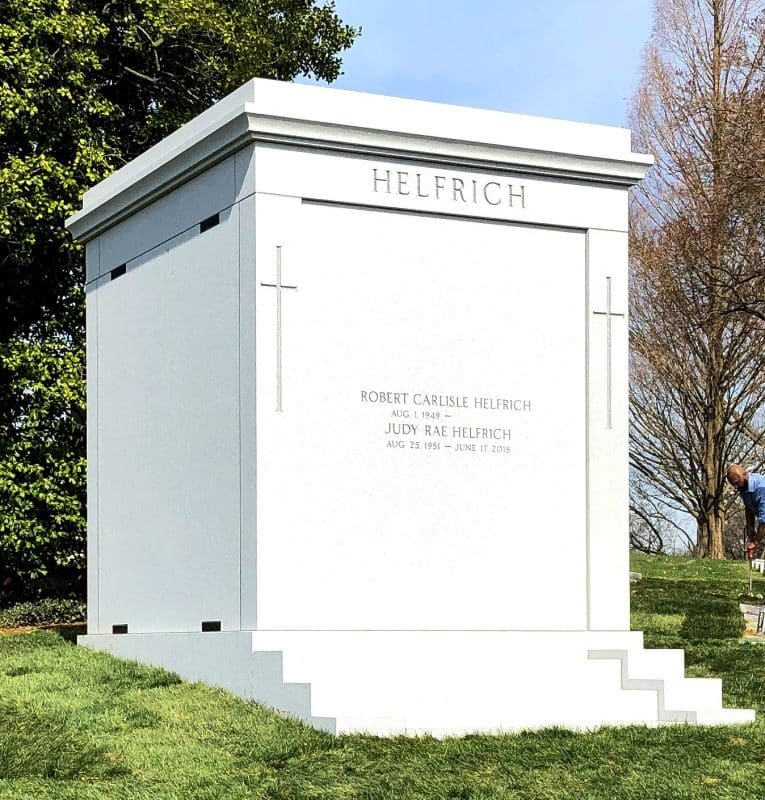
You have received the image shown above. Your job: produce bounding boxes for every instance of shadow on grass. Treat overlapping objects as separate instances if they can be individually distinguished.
[43,622,87,643]
[632,578,744,644]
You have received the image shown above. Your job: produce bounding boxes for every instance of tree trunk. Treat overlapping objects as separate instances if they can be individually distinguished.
[697,509,726,558]
[703,1,726,559]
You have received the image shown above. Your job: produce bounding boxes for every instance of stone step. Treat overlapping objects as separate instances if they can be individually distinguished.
[309,716,337,733]
[587,648,754,725]
[693,708,756,725]
[663,677,721,713]
[622,647,686,681]
[251,650,316,722]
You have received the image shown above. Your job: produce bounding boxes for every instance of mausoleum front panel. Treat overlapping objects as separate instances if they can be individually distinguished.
[251,187,588,631]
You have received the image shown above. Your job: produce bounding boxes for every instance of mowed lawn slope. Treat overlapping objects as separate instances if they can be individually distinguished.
[1,555,765,799]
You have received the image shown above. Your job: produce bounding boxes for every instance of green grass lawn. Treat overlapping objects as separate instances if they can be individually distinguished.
[1,555,765,799]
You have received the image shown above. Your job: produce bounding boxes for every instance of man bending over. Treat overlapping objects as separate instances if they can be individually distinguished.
[726,464,765,558]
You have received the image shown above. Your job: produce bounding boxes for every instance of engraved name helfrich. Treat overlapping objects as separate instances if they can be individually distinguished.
[372,167,526,209]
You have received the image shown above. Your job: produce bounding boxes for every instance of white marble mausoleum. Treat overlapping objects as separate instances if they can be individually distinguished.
[67,79,754,734]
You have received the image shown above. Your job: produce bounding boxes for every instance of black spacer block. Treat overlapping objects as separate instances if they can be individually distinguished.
[199,213,220,233]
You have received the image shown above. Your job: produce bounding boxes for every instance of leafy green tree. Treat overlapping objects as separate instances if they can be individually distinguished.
[0,0,359,338]
[0,333,86,595]
[0,0,358,595]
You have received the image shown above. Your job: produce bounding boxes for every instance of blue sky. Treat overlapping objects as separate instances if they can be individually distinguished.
[300,1,655,128]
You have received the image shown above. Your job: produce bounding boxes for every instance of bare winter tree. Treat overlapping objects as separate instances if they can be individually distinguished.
[713,84,765,320]
[630,0,765,558]
[630,472,695,554]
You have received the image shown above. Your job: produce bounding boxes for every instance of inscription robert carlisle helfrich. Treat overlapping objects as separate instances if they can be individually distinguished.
[360,390,531,454]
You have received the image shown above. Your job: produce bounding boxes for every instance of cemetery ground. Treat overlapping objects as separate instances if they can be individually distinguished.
[1,556,765,799]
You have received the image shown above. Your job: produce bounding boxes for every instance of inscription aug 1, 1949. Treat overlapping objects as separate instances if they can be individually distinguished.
[360,389,531,455]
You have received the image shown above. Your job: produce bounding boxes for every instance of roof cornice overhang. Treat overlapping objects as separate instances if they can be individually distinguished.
[66,103,654,243]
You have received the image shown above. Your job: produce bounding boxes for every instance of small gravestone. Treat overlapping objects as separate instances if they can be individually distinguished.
[740,602,765,637]
[67,79,753,734]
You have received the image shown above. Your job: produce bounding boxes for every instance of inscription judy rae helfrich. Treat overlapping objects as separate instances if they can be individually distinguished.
[360,390,531,454]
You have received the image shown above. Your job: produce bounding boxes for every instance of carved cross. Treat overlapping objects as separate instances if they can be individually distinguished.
[260,246,297,412]
[592,276,625,430]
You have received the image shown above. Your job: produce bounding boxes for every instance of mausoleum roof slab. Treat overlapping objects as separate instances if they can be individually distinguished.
[66,78,652,242]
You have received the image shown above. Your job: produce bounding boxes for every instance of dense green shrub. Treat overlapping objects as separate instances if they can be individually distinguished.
[0,598,85,628]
